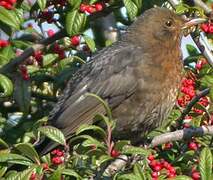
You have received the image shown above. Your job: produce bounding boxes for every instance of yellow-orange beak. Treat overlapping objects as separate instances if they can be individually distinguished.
[181,18,207,30]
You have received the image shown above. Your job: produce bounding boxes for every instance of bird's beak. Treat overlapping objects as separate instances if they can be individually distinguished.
[181,18,207,30]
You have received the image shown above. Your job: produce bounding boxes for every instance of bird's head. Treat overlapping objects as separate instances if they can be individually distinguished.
[125,7,206,49]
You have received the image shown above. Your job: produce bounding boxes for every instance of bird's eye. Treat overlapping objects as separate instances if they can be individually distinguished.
[165,20,173,27]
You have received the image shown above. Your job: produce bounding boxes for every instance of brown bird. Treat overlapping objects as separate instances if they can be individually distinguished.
[42,7,205,153]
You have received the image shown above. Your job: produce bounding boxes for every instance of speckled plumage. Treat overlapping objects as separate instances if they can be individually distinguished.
[44,7,184,153]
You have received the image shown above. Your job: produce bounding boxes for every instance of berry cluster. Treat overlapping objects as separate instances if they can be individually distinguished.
[51,149,64,165]
[177,77,209,115]
[80,2,105,14]
[0,0,16,10]
[148,154,177,179]
[19,65,30,81]
[200,23,213,34]
[53,43,65,59]
[0,39,9,48]
[177,77,196,107]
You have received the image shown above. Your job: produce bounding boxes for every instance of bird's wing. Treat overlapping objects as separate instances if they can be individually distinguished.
[49,42,142,137]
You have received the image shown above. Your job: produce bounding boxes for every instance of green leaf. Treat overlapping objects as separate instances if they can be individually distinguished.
[1,45,15,60]
[186,44,200,56]
[0,6,20,30]
[6,167,35,180]
[15,143,40,163]
[37,0,47,10]
[76,124,106,137]
[173,175,192,180]
[117,173,140,180]
[13,76,31,114]
[83,35,96,52]
[133,163,146,179]
[122,146,149,156]
[132,0,143,12]
[0,153,32,166]
[123,0,138,21]
[200,75,213,87]
[199,147,212,180]
[0,165,7,177]
[66,10,88,36]
[38,126,66,145]
[0,74,13,97]
[175,4,189,14]
[62,169,82,179]
[12,40,32,49]
[68,0,82,9]
[43,53,58,67]
[0,138,9,148]
[49,167,63,180]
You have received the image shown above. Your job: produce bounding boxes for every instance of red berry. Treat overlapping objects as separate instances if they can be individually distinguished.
[47,29,55,37]
[71,36,80,46]
[85,6,96,14]
[19,65,27,73]
[58,50,65,59]
[195,62,202,70]
[111,149,120,158]
[30,172,36,180]
[201,23,209,33]
[0,39,9,48]
[148,154,155,161]
[208,24,213,33]
[51,156,63,165]
[164,142,173,150]
[188,142,198,151]
[168,166,176,174]
[79,4,88,13]
[34,51,43,62]
[56,150,64,157]
[151,171,158,178]
[192,171,200,180]
[22,73,30,81]
[152,165,162,172]
[95,3,104,11]
[51,149,58,155]
[42,163,49,170]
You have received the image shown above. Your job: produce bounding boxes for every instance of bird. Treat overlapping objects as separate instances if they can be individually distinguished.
[41,7,200,154]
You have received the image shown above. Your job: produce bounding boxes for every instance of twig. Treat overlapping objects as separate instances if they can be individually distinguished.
[178,88,210,122]
[104,155,129,176]
[151,126,213,147]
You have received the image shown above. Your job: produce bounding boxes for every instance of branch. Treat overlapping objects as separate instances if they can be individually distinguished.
[178,88,210,122]
[151,126,213,147]
[104,155,129,176]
